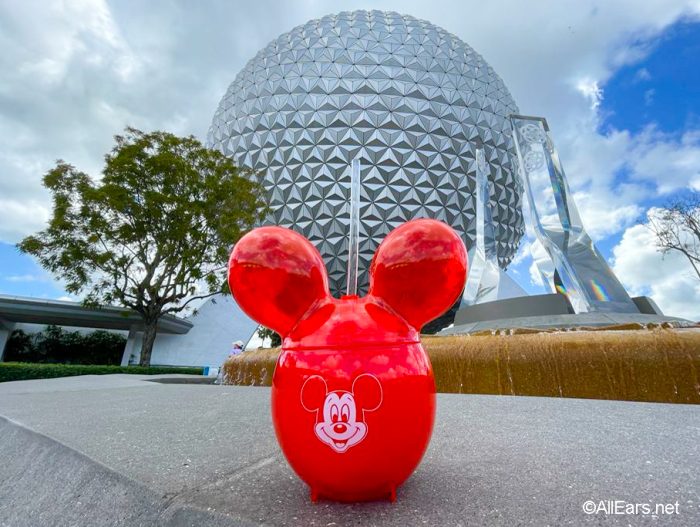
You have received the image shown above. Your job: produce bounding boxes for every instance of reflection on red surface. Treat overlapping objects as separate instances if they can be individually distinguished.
[228,226,329,336]
[228,219,467,502]
[369,219,470,330]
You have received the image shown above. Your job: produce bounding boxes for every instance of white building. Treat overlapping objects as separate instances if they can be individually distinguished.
[0,294,258,369]
[122,295,257,368]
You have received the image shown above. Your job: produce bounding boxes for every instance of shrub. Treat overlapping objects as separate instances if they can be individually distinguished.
[0,362,202,383]
[4,325,126,365]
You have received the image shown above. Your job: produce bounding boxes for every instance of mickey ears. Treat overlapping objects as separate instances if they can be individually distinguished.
[300,374,383,412]
[300,375,327,411]
[369,219,468,331]
[352,374,383,411]
[228,226,330,337]
[229,220,467,336]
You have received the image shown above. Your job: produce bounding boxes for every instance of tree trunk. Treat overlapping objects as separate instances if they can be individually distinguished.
[139,318,158,367]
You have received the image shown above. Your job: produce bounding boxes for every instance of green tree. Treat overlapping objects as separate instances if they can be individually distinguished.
[19,128,267,366]
[257,326,282,348]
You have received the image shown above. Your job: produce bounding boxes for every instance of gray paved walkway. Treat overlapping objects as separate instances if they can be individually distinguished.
[0,374,698,526]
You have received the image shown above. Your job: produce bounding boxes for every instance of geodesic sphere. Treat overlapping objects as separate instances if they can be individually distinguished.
[208,10,524,296]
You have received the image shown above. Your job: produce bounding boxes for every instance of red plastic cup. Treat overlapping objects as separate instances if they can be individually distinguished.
[229,219,467,502]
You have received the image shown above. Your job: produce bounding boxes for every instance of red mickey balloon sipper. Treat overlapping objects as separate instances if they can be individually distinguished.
[228,159,468,502]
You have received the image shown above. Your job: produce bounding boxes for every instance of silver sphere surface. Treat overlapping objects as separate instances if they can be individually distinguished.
[209,10,524,296]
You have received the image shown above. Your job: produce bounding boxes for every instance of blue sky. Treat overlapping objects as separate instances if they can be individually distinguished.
[1,1,699,318]
[601,21,700,136]
[0,243,63,298]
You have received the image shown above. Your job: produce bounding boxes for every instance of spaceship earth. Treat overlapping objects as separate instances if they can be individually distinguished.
[208,10,524,296]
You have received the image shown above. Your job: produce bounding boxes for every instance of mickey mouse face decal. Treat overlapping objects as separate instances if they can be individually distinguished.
[301,374,383,453]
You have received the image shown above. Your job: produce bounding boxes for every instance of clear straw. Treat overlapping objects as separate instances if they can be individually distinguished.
[346,157,361,296]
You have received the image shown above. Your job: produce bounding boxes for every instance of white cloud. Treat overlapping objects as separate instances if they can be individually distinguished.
[4,274,48,283]
[627,127,700,193]
[576,78,604,110]
[612,219,700,321]
[56,295,76,302]
[529,260,544,288]
[572,191,642,239]
[527,240,553,290]
[634,67,652,82]
[508,240,530,267]
[9,0,140,85]
[0,199,50,242]
[644,88,656,106]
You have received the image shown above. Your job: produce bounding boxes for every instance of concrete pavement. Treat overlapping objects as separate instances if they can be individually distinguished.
[0,374,698,526]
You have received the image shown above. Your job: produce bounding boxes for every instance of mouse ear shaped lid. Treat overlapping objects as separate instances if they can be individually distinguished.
[228,226,330,337]
[368,219,467,331]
